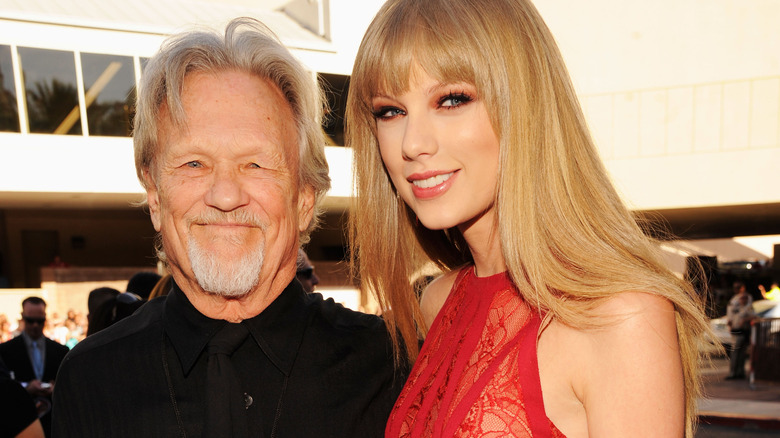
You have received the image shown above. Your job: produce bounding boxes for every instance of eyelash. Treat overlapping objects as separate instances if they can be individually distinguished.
[438,92,473,108]
[372,91,474,120]
[372,106,403,120]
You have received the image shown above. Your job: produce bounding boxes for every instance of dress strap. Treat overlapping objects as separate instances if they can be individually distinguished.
[422,266,473,340]
[516,313,555,438]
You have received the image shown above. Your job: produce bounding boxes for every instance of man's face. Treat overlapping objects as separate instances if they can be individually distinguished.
[146,70,314,299]
[22,302,46,340]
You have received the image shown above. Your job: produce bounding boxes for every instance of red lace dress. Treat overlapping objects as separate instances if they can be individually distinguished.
[386,266,566,437]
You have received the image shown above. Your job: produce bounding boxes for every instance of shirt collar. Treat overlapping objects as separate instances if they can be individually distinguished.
[164,279,310,377]
[21,332,41,348]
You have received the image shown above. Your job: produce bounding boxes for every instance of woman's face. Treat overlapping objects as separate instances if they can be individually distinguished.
[372,66,500,236]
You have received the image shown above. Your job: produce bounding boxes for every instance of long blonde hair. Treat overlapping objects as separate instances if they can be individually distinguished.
[347,0,712,434]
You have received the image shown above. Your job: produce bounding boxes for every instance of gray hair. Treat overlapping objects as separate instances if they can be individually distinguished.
[133,17,330,244]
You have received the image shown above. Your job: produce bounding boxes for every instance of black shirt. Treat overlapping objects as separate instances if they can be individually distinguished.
[53,280,405,437]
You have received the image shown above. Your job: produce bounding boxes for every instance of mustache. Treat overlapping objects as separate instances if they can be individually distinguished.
[188,209,266,229]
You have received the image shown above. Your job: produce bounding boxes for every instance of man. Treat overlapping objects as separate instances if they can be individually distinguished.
[759,282,780,301]
[0,297,69,437]
[85,286,119,335]
[53,18,403,437]
[296,248,320,293]
[725,281,754,380]
[125,271,162,300]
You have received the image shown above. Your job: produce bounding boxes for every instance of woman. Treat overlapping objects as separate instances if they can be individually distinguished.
[346,0,712,436]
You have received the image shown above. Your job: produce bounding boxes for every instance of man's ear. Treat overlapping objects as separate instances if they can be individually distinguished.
[144,169,162,232]
[297,184,315,233]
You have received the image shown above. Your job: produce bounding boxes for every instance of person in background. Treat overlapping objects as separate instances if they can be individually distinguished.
[295,248,320,293]
[53,17,403,438]
[347,0,712,436]
[726,281,754,380]
[46,256,69,268]
[0,314,13,342]
[1,356,45,438]
[759,281,780,301]
[85,287,120,336]
[85,292,145,336]
[125,271,162,300]
[0,297,69,437]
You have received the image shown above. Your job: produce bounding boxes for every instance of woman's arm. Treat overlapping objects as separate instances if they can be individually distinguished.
[539,292,684,437]
[581,292,684,437]
[16,419,44,438]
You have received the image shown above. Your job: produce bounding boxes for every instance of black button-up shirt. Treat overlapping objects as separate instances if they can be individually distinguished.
[53,280,405,437]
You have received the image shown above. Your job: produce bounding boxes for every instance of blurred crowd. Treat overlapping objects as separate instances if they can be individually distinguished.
[0,255,320,348]
[0,254,323,437]
[0,309,87,348]
[0,271,166,437]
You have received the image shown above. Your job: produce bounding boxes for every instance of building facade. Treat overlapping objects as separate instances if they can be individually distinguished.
[0,1,778,314]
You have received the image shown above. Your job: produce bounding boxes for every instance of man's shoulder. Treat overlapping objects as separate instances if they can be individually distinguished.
[0,335,24,351]
[44,336,70,354]
[64,298,164,361]
[304,293,386,334]
[300,294,396,360]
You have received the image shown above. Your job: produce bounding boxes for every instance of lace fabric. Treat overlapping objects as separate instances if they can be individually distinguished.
[386,266,566,437]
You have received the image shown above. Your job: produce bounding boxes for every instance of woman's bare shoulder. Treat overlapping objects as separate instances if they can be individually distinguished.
[542,292,683,437]
[419,269,460,331]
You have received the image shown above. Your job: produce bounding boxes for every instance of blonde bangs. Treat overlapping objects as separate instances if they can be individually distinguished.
[351,0,502,116]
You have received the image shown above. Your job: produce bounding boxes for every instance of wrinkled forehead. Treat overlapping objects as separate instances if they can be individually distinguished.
[158,71,299,160]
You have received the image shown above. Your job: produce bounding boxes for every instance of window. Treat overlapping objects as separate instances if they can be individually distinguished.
[0,45,20,132]
[18,47,81,135]
[318,73,349,146]
[81,53,135,137]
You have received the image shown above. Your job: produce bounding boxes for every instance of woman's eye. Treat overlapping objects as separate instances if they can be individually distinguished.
[372,106,405,120]
[440,92,472,108]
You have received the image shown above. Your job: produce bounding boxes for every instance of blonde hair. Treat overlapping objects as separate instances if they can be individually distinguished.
[347,0,711,435]
[134,17,330,245]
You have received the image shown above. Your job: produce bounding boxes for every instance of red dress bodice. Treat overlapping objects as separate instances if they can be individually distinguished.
[386,266,566,437]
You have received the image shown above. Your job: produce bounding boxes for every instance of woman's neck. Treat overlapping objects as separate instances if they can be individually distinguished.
[459,209,506,277]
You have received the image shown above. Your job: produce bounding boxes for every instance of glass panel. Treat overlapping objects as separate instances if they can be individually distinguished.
[18,47,81,135]
[318,73,349,146]
[0,45,20,132]
[81,53,135,137]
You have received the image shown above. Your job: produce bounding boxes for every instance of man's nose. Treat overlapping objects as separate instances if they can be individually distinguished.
[205,167,250,211]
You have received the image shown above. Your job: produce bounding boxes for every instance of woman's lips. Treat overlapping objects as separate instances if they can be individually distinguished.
[408,170,457,199]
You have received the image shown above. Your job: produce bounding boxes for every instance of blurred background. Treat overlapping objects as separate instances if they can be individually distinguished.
[0,0,777,337]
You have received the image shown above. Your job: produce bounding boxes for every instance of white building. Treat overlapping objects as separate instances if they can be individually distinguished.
[0,0,777,316]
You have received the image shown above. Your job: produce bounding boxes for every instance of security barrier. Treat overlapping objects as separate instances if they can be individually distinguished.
[751,318,780,383]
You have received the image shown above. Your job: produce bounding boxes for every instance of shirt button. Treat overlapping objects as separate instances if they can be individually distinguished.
[244,393,253,409]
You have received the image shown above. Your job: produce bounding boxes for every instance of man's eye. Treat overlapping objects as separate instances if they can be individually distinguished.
[439,92,472,108]
[185,161,202,168]
[372,106,405,120]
